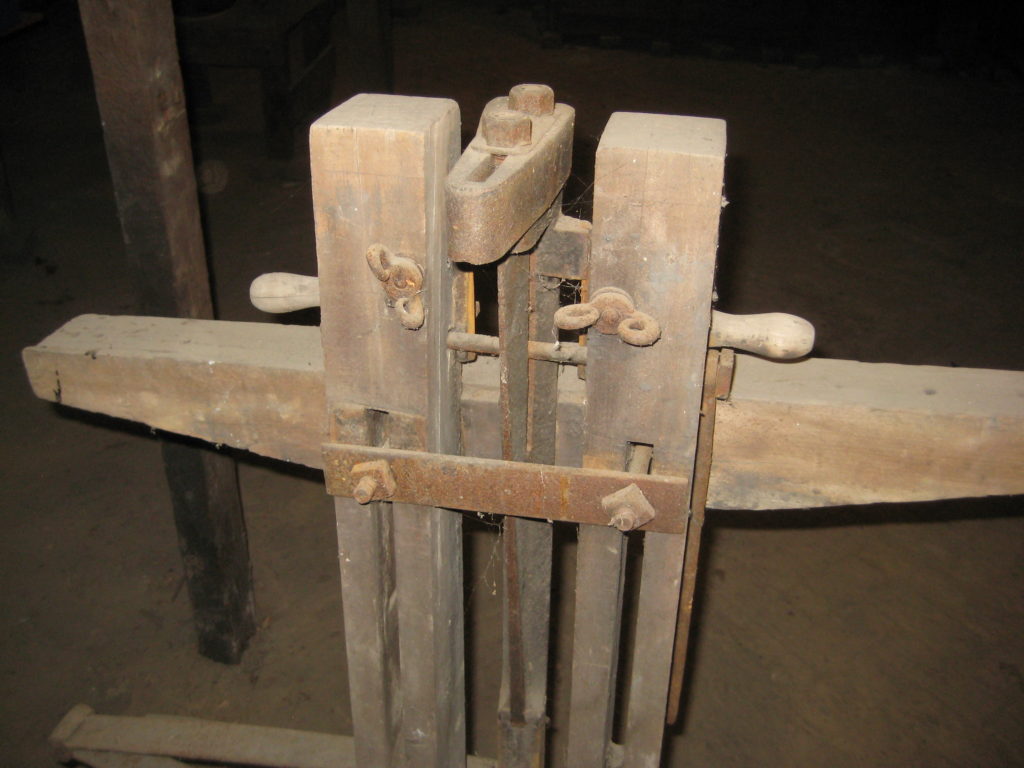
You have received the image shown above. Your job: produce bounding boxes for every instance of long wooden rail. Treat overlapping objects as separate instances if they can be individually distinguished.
[24,313,1024,511]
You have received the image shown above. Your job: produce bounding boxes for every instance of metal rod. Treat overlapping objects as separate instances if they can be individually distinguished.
[448,331,587,365]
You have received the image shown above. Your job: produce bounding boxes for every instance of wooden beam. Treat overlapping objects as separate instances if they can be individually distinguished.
[23,316,1024,510]
[310,94,466,768]
[77,0,254,664]
[574,112,726,766]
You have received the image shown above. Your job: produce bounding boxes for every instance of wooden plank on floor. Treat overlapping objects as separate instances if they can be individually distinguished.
[77,0,254,664]
[310,94,465,768]
[24,318,1024,509]
[50,705,498,768]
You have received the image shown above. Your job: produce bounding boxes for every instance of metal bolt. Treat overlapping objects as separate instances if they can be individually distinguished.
[482,109,532,149]
[601,483,656,531]
[353,475,379,505]
[350,459,398,504]
[609,505,639,532]
[508,84,555,116]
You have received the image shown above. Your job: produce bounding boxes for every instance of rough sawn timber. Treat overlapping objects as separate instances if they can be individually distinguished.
[23,315,1024,511]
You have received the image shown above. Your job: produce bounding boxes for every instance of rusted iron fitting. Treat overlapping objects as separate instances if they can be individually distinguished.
[365,243,425,330]
[601,483,657,532]
[351,459,398,505]
[554,287,661,346]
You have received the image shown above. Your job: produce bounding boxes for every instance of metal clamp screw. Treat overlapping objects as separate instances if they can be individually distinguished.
[366,243,425,330]
[553,287,661,347]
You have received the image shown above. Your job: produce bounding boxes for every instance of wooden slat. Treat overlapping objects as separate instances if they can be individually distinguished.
[50,706,497,768]
[310,94,465,768]
[77,0,254,665]
[23,317,1024,509]
[496,250,553,767]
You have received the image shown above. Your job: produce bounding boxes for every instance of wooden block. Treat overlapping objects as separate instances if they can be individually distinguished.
[310,93,465,768]
[567,112,726,768]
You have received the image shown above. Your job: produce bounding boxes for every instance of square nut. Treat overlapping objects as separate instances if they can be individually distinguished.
[601,483,656,531]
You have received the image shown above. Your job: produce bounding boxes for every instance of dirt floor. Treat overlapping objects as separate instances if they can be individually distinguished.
[2,2,1023,766]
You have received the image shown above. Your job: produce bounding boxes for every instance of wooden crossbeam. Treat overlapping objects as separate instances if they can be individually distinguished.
[24,314,1024,510]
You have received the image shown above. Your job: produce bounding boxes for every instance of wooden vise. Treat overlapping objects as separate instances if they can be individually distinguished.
[29,85,1024,768]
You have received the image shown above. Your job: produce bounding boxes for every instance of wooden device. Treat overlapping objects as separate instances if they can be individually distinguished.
[28,85,1024,768]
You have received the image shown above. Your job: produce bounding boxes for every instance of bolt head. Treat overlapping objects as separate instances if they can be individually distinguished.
[508,84,555,116]
[482,109,533,149]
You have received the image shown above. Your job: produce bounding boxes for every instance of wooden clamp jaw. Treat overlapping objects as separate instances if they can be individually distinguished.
[445,84,575,265]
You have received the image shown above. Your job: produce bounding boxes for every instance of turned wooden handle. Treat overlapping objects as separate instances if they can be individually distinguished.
[710,311,814,359]
[249,273,321,313]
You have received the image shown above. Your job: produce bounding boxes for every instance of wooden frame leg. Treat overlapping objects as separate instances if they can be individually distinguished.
[78,0,255,664]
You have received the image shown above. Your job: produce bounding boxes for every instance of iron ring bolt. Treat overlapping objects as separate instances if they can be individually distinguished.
[553,303,599,331]
[395,295,425,330]
[618,311,661,346]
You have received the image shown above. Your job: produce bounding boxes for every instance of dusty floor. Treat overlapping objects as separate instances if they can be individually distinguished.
[2,2,1023,766]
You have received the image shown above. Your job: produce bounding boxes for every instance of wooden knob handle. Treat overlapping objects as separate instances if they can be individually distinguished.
[249,273,320,313]
[710,311,814,359]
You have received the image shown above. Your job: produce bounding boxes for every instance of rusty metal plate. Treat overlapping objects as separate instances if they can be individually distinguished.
[322,444,690,533]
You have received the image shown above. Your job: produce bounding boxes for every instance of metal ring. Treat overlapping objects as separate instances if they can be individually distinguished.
[554,303,600,331]
[365,243,393,282]
[618,311,661,346]
[395,295,425,330]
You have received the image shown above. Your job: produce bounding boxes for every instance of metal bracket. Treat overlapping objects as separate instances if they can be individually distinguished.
[322,443,689,534]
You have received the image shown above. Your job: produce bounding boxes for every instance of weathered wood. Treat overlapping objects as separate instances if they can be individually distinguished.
[497,250,553,767]
[24,316,1024,510]
[310,94,465,768]
[708,353,1024,509]
[666,349,725,725]
[77,0,254,664]
[49,705,497,768]
[568,112,726,766]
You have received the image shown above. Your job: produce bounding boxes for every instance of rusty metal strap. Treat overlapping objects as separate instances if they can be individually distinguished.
[322,444,689,534]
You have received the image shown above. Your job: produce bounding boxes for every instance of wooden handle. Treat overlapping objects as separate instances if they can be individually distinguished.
[710,311,814,359]
[249,273,320,313]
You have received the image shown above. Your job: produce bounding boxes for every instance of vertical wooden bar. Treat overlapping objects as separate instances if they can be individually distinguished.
[666,349,722,725]
[497,253,552,767]
[310,94,463,767]
[78,0,255,665]
[567,113,726,767]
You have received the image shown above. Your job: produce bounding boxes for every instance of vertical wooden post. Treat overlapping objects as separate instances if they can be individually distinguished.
[77,0,255,664]
[566,113,726,766]
[310,94,464,767]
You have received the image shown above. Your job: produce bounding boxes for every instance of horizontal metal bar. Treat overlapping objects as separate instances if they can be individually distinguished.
[447,332,586,365]
[322,444,690,534]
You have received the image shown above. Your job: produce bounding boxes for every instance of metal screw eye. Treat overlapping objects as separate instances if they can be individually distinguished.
[618,311,661,346]
[554,303,600,331]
